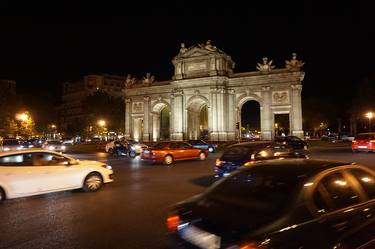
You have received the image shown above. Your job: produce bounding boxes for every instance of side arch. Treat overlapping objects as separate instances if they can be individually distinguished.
[236,93,263,109]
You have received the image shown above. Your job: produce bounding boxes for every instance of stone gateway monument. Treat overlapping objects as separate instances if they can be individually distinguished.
[124,41,304,142]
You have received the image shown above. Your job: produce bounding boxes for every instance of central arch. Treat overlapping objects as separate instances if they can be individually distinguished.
[240,100,261,140]
[152,101,171,141]
[186,96,209,140]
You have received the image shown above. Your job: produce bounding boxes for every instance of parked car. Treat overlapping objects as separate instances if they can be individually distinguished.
[168,159,375,249]
[274,135,309,150]
[141,141,207,165]
[215,141,308,177]
[352,132,375,153]
[188,140,217,153]
[0,149,113,201]
[42,140,66,152]
[0,139,23,152]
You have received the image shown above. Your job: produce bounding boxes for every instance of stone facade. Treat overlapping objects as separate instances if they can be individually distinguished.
[124,42,304,141]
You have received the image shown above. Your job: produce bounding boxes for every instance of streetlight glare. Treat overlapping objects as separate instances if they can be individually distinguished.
[98,120,106,127]
[16,113,29,121]
[366,112,373,119]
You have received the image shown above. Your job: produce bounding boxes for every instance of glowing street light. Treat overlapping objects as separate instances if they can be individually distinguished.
[51,124,56,129]
[97,120,106,127]
[16,113,29,121]
[366,112,373,132]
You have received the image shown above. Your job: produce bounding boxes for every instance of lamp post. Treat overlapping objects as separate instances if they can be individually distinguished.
[366,112,373,132]
[51,124,57,139]
[97,120,107,141]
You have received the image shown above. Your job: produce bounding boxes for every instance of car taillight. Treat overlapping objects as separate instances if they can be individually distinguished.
[167,215,180,232]
[352,140,357,143]
[244,161,255,166]
[370,140,375,143]
[215,159,222,166]
[239,243,259,249]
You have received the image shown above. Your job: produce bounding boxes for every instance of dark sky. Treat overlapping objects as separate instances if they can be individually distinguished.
[0,2,373,127]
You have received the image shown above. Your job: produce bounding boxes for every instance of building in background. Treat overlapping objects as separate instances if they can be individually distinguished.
[59,74,126,135]
[0,80,17,137]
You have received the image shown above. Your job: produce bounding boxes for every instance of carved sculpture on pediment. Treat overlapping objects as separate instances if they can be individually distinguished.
[256,57,275,73]
[125,74,137,88]
[273,91,289,104]
[285,53,305,71]
[179,43,188,54]
[142,73,155,86]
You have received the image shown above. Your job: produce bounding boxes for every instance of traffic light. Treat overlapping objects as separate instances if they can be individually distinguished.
[236,122,240,130]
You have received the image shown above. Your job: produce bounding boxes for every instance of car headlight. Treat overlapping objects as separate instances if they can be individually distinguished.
[61,145,66,150]
[135,145,141,149]
[3,147,10,151]
[17,146,24,150]
[130,146,135,150]
[28,145,34,148]
[48,146,55,150]
[102,164,112,170]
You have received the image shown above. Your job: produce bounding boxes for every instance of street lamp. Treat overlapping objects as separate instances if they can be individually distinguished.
[16,113,29,122]
[366,112,373,132]
[97,120,106,127]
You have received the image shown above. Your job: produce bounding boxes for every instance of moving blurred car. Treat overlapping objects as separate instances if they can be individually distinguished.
[215,141,308,177]
[141,141,207,165]
[42,140,66,152]
[168,159,375,249]
[352,132,375,153]
[274,135,309,150]
[105,139,148,158]
[0,149,113,201]
[62,137,75,146]
[188,140,217,153]
[0,139,24,152]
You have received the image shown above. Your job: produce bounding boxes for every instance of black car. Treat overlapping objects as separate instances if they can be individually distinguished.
[274,135,309,150]
[215,141,307,177]
[168,159,375,249]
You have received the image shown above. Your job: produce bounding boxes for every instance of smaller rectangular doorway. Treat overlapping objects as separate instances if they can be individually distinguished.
[274,114,290,136]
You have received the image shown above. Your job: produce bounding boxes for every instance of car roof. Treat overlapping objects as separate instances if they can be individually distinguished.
[229,141,273,148]
[239,158,354,178]
[0,149,74,159]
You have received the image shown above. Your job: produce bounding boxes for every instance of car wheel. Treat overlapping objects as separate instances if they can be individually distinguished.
[164,155,173,165]
[199,152,206,161]
[129,150,136,158]
[0,188,5,201]
[83,173,103,192]
[208,147,214,153]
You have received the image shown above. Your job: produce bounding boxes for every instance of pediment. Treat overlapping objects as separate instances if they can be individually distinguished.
[175,46,224,60]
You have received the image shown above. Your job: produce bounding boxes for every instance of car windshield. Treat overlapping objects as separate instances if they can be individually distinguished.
[48,141,62,145]
[205,166,300,219]
[355,134,375,140]
[152,142,169,149]
[221,144,269,161]
[3,140,19,146]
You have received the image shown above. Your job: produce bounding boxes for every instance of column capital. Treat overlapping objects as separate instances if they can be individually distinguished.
[291,84,303,91]
[125,98,131,103]
[261,86,271,92]
[143,96,150,101]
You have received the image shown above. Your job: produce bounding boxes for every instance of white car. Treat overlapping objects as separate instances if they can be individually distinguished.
[0,149,114,201]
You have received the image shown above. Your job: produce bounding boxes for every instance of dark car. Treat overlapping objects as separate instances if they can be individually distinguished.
[188,140,217,153]
[168,159,375,249]
[274,135,309,150]
[215,141,307,177]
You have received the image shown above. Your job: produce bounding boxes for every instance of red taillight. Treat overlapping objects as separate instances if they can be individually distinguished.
[370,140,375,143]
[215,158,222,166]
[352,140,357,143]
[240,244,258,249]
[167,215,180,232]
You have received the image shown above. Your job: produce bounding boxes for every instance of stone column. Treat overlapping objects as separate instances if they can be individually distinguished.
[210,86,228,141]
[142,96,150,142]
[152,113,160,142]
[291,84,304,138]
[261,86,272,140]
[171,90,184,141]
[227,89,236,140]
[125,98,131,139]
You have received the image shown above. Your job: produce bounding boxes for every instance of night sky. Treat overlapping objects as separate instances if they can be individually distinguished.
[0,2,373,128]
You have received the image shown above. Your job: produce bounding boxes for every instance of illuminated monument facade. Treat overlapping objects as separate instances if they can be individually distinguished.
[124,41,304,141]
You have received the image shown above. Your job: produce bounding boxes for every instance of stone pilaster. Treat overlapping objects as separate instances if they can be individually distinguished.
[142,96,150,142]
[291,84,304,138]
[125,98,131,139]
[261,86,272,140]
[171,90,184,141]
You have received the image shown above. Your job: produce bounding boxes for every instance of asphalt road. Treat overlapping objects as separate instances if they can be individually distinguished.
[1,147,375,249]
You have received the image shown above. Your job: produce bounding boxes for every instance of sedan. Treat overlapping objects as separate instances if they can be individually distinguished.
[352,132,375,152]
[168,159,375,249]
[188,140,217,153]
[0,149,114,201]
[215,141,308,177]
[141,142,207,165]
[42,140,66,152]
[274,135,309,150]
